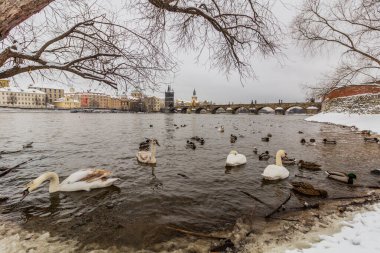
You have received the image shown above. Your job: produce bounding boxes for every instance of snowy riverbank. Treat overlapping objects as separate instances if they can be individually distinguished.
[285,203,380,253]
[305,112,380,134]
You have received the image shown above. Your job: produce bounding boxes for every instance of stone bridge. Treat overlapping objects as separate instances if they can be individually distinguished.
[175,102,321,114]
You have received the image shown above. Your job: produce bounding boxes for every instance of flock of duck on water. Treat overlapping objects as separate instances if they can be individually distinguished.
[19,122,380,201]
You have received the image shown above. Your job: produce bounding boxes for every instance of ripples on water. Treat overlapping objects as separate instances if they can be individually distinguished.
[0,111,379,250]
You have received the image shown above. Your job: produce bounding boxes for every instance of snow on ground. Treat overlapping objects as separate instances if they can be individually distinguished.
[285,204,380,253]
[305,112,380,134]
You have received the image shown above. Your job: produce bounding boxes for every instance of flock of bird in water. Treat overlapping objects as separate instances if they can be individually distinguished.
[1,121,379,202]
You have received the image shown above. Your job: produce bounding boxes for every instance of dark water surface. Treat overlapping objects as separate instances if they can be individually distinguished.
[0,111,379,250]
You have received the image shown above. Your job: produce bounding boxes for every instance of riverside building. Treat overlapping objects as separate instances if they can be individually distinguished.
[0,86,46,108]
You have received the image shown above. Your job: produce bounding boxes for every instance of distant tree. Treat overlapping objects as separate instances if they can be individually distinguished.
[292,0,380,99]
[1,0,281,90]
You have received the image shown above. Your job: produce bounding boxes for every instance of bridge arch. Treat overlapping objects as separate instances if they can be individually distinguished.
[212,106,226,114]
[285,106,306,114]
[195,107,207,114]
[233,106,249,114]
[180,107,188,113]
[257,106,275,114]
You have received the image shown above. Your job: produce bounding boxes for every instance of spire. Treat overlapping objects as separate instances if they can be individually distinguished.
[193,89,196,96]
[168,85,171,92]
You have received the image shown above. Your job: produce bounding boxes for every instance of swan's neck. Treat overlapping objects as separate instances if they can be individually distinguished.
[151,143,156,159]
[275,153,283,166]
[35,172,60,193]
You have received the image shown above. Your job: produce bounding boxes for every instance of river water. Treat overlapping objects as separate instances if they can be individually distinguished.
[0,111,379,251]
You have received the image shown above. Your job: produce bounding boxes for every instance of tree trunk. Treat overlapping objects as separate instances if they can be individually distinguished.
[0,0,54,40]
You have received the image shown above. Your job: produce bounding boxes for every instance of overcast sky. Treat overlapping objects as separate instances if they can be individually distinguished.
[11,0,341,104]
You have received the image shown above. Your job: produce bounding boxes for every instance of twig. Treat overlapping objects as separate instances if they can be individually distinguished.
[0,158,33,177]
[166,226,226,240]
[240,190,273,208]
[328,194,373,200]
[266,217,299,222]
[177,173,189,179]
[265,193,292,218]
[351,185,380,189]
[0,149,22,155]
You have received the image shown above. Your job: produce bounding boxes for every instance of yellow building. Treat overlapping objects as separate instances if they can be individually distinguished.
[53,97,80,109]
[0,80,10,88]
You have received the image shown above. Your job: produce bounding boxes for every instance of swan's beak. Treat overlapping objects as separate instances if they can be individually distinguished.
[20,188,30,201]
[156,141,160,146]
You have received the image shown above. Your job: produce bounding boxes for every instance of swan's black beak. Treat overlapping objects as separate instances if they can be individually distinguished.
[156,141,160,146]
[20,188,30,201]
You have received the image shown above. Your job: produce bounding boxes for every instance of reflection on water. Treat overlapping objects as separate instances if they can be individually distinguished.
[0,111,379,250]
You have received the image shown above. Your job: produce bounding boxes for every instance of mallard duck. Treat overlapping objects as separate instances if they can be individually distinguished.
[364,137,379,143]
[297,160,321,170]
[136,139,160,164]
[230,134,238,143]
[261,137,270,142]
[218,126,225,132]
[323,139,337,144]
[261,150,289,180]
[259,151,270,160]
[309,138,316,143]
[326,171,357,184]
[149,124,153,128]
[361,130,371,136]
[300,138,306,144]
[253,147,258,154]
[21,169,119,200]
[370,169,380,175]
[199,138,205,145]
[298,131,304,134]
[225,150,247,167]
[186,140,196,150]
[291,182,327,197]
[267,133,272,137]
[23,142,33,149]
[282,157,296,165]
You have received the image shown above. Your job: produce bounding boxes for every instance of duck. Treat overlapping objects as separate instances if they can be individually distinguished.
[225,150,247,167]
[370,169,380,175]
[261,137,270,142]
[230,134,238,143]
[186,140,196,150]
[136,139,160,164]
[350,126,358,131]
[298,131,304,134]
[218,126,225,133]
[323,139,337,144]
[297,160,321,170]
[282,157,296,165]
[259,151,270,160]
[21,169,119,200]
[300,138,306,144]
[149,124,153,128]
[291,182,327,197]
[326,171,357,184]
[364,137,379,143]
[267,133,272,138]
[261,150,289,180]
[253,147,258,154]
[361,130,371,136]
[199,138,205,145]
[309,138,316,143]
[23,142,33,149]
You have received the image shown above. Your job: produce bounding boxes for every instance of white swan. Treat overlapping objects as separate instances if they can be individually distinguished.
[226,150,247,167]
[21,169,119,199]
[136,139,160,164]
[218,126,225,132]
[261,150,289,180]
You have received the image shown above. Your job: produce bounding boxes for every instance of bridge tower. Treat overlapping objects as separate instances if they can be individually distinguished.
[191,89,198,107]
[165,85,174,111]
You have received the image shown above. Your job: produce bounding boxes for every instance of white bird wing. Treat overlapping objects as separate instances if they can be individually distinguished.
[61,169,112,184]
